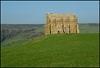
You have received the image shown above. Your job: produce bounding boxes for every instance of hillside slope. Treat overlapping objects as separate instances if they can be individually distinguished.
[1,33,99,67]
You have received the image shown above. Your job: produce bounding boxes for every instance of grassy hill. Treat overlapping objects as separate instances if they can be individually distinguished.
[1,23,99,48]
[1,24,45,47]
[1,33,99,67]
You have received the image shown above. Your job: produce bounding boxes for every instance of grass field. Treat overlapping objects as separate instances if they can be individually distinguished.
[1,33,99,67]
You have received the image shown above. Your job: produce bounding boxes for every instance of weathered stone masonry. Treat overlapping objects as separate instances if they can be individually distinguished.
[45,13,79,35]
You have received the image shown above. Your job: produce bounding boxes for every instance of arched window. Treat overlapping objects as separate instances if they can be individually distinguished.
[50,24,51,34]
[64,27,66,33]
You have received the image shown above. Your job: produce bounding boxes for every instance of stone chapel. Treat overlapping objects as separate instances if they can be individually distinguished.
[45,13,79,35]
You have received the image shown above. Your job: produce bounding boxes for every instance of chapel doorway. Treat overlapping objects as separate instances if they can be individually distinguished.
[58,31,60,34]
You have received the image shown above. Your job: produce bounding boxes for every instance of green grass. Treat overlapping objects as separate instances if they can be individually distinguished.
[1,34,29,48]
[1,30,44,48]
[1,33,99,67]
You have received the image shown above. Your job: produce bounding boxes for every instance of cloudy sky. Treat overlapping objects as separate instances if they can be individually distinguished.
[1,1,99,24]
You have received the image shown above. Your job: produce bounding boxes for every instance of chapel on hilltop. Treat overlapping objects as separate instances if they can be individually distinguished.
[45,13,79,35]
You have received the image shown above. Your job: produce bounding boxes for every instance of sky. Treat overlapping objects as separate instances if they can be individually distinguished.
[1,1,99,24]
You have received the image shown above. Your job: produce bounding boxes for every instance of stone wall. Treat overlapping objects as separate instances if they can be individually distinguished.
[45,13,79,35]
